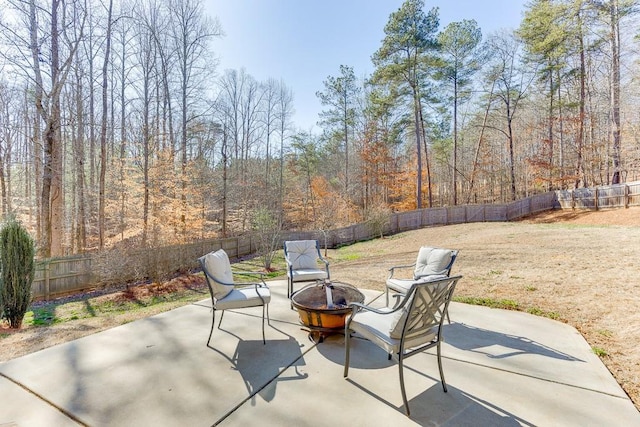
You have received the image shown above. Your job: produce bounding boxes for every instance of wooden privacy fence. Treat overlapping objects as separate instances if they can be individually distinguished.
[31,190,557,300]
[33,236,261,300]
[555,181,640,209]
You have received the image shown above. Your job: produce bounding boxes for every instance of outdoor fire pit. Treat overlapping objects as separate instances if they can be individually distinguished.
[291,280,365,342]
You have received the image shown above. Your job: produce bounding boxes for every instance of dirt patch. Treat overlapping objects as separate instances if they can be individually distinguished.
[520,207,640,227]
[1,207,639,410]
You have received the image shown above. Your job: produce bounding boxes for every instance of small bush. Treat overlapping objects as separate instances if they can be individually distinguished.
[592,346,608,357]
[0,215,36,329]
[251,208,281,271]
[364,201,391,239]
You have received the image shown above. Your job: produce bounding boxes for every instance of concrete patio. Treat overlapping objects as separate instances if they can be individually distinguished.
[1,279,638,426]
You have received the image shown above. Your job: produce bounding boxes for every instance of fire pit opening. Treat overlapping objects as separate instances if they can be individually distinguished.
[291,281,365,341]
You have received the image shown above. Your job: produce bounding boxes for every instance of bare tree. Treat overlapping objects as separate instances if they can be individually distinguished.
[484,32,534,201]
[261,78,280,191]
[132,1,159,246]
[169,0,222,233]
[276,80,294,224]
[25,0,86,256]
[98,0,114,249]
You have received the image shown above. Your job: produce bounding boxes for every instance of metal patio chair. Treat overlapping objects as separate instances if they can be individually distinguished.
[283,240,330,298]
[344,275,462,416]
[198,249,271,347]
[386,247,458,311]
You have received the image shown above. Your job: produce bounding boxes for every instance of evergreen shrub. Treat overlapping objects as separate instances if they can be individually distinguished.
[0,215,35,328]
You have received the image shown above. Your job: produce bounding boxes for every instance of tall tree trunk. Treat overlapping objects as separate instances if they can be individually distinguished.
[610,0,621,184]
[557,69,565,188]
[181,54,188,235]
[221,124,228,238]
[413,88,422,209]
[28,0,46,253]
[88,20,96,202]
[98,0,113,250]
[452,76,458,205]
[74,64,87,251]
[119,18,127,242]
[418,101,432,207]
[575,13,586,189]
[507,104,517,201]
[467,77,495,204]
[344,98,349,195]
[547,70,554,191]
[47,33,64,257]
[142,64,151,246]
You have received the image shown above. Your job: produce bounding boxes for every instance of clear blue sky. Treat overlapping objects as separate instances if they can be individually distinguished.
[205,0,527,132]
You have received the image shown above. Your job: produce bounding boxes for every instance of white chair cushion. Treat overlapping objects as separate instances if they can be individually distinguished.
[386,278,414,294]
[285,240,321,270]
[351,310,437,355]
[290,268,328,283]
[387,275,447,294]
[215,286,271,310]
[414,247,452,279]
[203,249,234,299]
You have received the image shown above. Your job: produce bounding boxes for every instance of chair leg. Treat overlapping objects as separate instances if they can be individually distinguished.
[437,340,448,393]
[206,309,216,347]
[218,310,225,328]
[261,304,267,345]
[343,327,351,378]
[398,354,410,416]
[266,303,270,325]
[385,286,390,306]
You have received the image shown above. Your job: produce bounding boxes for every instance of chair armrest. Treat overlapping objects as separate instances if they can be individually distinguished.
[321,257,330,278]
[387,263,416,279]
[348,301,406,317]
[349,302,395,315]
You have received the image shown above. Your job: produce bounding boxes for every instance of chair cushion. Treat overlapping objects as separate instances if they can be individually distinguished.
[414,247,452,279]
[290,268,328,283]
[203,249,234,299]
[285,240,321,270]
[351,310,437,354]
[387,274,447,294]
[386,278,414,294]
[215,286,271,310]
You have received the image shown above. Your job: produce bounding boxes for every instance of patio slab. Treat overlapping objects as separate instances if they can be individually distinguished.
[0,279,638,426]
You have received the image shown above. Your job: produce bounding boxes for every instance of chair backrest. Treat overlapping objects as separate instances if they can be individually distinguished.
[389,275,460,340]
[284,240,322,270]
[413,247,458,279]
[199,249,234,300]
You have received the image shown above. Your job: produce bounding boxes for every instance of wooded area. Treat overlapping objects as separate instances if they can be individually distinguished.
[0,0,638,258]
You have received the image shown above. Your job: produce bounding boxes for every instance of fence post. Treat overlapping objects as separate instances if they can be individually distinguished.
[44,260,50,301]
[595,187,599,210]
[625,184,629,208]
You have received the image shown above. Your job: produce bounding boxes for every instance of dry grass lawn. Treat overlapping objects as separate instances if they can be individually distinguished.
[329,207,640,410]
[1,207,638,410]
